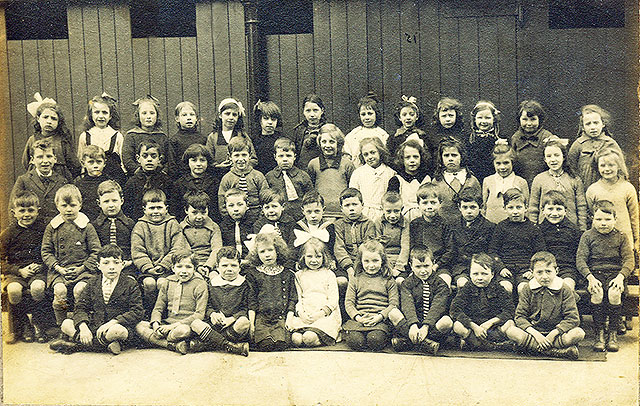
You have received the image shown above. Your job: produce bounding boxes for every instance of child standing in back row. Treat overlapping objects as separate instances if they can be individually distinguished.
[466,100,503,183]
[169,101,207,175]
[344,93,389,167]
[252,100,284,174]
[387,96,433,172]
[293,94,327,170]
[429,97,465,147]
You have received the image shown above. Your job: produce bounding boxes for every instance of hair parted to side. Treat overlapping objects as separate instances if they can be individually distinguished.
[174,101,199,130]
[301,190,325,207]
[274,137,296,153]
[245,231,290,267]
[381,191,402,206]
[592,199,616,217]
[137,139,163,156]
[32,138,54,153]
[540,190,567,209]
[517,100,545,127]
[416,182,442,203]
[141,189,166,205]
[502,187,525,207]
[409,245,433,263]
[543,137,574,177]
[224,188,247,203]
[262,188,286,206]
[471,252,495,273]
[317,123,345,152]
[339,187,363,205]
[530,251,557,270]
[455,186,483,207]
[98,243,124,261]
[216,246,241,263]
[354,239,389,277]
[97,180,123,198]
[227,135,251,154]
[300,94,327,126]
[171,250,198,268]
[184,190,210,211]
[80,144,106,163]
[358,137,390,166]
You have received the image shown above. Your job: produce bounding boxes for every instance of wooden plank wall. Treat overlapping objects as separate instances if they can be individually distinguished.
[4,0,247,190]
[265,0,638,180]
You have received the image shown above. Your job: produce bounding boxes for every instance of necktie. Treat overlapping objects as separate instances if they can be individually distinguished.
[422,282,430,322]
[171,281,182,315]
[235,222,243,256]
[109,218,117,244]
[450,176,462,193]
[103,280,114,303]
[282,170,299,201]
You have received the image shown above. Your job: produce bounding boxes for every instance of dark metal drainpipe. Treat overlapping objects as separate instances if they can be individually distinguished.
[242,0,266,119]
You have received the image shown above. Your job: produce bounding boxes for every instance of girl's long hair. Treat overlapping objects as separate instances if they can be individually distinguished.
[82,94,121,132]
[578,104,612,137]
[592,147,628,180]
[245,232,291,267]
[434,135,467,180]
[214,99,245,134]
[132,96,163,131]
[33,102,73,142]
[469,100,501,143]
[543,137,575,177]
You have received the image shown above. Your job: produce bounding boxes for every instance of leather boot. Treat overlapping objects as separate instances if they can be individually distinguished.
[593,329,606,352]
[189,338,209,353]
[391,337,412,352]
[543,345,579,360]
[418,338,440,355]
[224,341,249,356]
[167,340,189,355]
[606,330,619,352]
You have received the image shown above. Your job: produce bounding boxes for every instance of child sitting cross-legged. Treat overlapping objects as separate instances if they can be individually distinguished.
[49,244,144,355]
[188,247,250,356]
[136,251,208,354]
[450,253,519,351]
[392,246,453,355]
[509,251,585,360]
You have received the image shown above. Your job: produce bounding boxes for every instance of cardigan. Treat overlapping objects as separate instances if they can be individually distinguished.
[131,215,189,274]
[450,278,514,328]
[180,216,222,269]
[73,273,144,331]
[514,277,580,334]
[528,171,587,231]
[400,273,450,328]
[345,272,399,319]
[576,228,634,278]
[307,155,355,218]
[586,179,639,252]
[151,273,208,325]
[567,133,622,189]
[246,266,297,322]
[206,274,250,320]
[333,215,376,271]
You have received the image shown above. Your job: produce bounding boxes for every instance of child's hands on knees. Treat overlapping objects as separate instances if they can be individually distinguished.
[417,325,429,342]
[609,274,625,292]
[222,316,235,329]
[54,264,68,276]
[408,324,420,343]
[500,268,512,278]
[96,320,117,340]
[471,324,487,339]
[523,271,533,280]
[65,267,79,279]
[586,274,603,295]
[19,263,38,278]
[78,323,93,345]
[531,330,552,350]
[210,312,225,326]
[363,313,383,327]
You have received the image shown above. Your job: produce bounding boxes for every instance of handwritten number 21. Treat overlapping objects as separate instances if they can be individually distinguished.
[405,33,418,43]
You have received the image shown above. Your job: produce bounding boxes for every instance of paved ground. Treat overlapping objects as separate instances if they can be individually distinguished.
[2,319,638,406]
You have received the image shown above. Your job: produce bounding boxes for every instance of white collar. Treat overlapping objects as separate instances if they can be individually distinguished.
[529,276,564,291]
[35,167,53,178]
[102,275,120,286]
[210,273,245,287]
[444,168,467,184]
[50,212,90,229]
[88,125,115,136]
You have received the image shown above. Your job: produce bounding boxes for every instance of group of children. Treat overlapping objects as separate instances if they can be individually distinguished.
[1,91,637,360]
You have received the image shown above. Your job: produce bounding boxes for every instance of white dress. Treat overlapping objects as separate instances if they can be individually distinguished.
[343,126,389,167]
[289,267,341,341]
[349,163,396,222]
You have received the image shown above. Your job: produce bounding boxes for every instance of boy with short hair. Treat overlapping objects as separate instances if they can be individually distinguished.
[253,189,296,245]
[123,140,172,220]
[1,191,50,343]
[136,251,208,354]
[444,188,496,289]
[488,188,545,295]
[10,139,66,224]
[576,200,634,352]
[265,137,313,221]
[131,189,189,312]
[180,190,222,277]
[509,251,585,360]
[92,180,135,275]
[450,253,518,350]
[374,192,410,285]
[333,188,376,282]
[409,182,453,287]
[41,184,101,328]
[74,145,111,220]
[219,188,254,259]
[538,190,581,291]
[49,244,144,355]
[393,246,453,354]
[189,247,250,356]
[218,136,269,223]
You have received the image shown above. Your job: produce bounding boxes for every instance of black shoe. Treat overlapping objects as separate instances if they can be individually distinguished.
[168,340,189,355]
[489,340,516,352]
[189,338,209,353]
[224,341,249,356]
[49,338,78,354]
[606,331,619,352]
[21,324,35,343]
[618,320,627,335]
[418,338,440,355]
[543,346,579,360]
[391,337,412,352]
[593,329,606,352]
[33,325,48,343]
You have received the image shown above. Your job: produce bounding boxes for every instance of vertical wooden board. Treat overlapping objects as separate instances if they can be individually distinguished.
[458,17,478,111]
[478,18,500,107]
[280,35,300,135]
[22,41,41,109]
[148,37,169,134]
[180,37,200,112]
[114,4,135,130]
[496,16,517,136]
[212,1,231,102]
[515,4,546,102]
[36,40,56,101]
[296,34,315,106]
[346,1,367,129]
[380,0,401,132]
[52,40,75,136]
[438,17,460,99]
[195,2,215,129]
[164,37,183,135]
[265,35,282,111]
[67,6,89,141]
[313,0,333,120]
[7,41,26,178]
[97,5,118,98]
[329,0,348,129]
[399,0,420,108]
[417,0,440,111]
[82,6,103,96]
[365,0,383,123]
[228,0,247,103]
[0,9,11,224]
[131,38,150,103]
